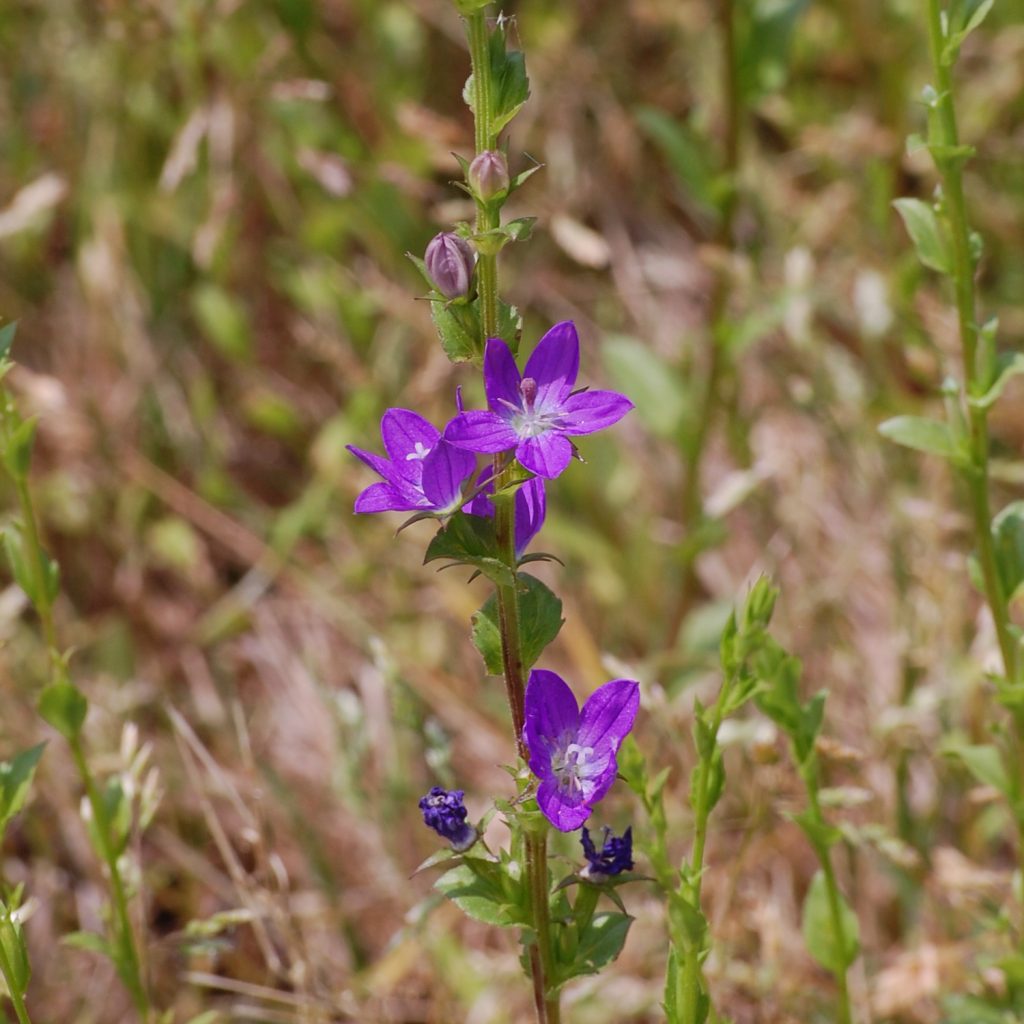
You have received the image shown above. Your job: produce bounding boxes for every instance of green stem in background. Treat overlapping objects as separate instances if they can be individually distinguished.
[922,0,1016,686]
[677,669,734,1019]
[465,11,558,1021]
[2,401,151,1022]
[806,788,853,1024]
[671,0,744,642]
[0,939,32,1024]
[924,1,1015,678]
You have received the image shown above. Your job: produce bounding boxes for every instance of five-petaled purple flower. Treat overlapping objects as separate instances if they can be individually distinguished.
[523,669,640,831]
[580,826,633,879]
[347,409,475,515]
[419,786,477,851]
[444,321,633,479]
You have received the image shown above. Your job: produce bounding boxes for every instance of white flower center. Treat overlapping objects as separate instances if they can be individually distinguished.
[551,740,597,794]
[405,441,432,461]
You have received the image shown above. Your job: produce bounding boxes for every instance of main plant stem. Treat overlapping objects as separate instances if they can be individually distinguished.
[466,11,558,1021]
[672,0,743,643]
[11,437,150,1021]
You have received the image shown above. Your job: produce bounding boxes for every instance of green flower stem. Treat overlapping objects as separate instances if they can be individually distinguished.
[68,736,149,1020]
[0,936,32,1024]
[465,10,558,1021]
[678,662,735,1019]
[806,787,853,1024]
[3,404,151,1021]
[923,0,1017,687]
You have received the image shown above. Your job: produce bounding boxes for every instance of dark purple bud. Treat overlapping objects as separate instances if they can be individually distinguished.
[419,786,477,852]
[425,232,474,299]
[468,150,510,202]
[580,826,633,879]
[520,376,538,409]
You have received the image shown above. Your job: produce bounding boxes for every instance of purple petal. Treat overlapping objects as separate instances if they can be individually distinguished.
[516,433,573,478]
[514,477,546,555]
[484,338,523,414]
[347,444,397,483]
[577,679,641,756]
[524,321,579,410]
[354,482,423,514]
[420,441,476,511]
[445,410,519,453]
[523,669,580,781]
[463,469,495,518]
[561,390,634,435]
[381,409,440,464]
[537,777,592,832]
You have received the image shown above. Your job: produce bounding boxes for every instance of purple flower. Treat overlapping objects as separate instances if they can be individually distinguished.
[523,669,640,832]
[581,826,634,879]
[444,321,634,479]
[347,408,476,515]
[419,787,477,851]
[464,474,546,556]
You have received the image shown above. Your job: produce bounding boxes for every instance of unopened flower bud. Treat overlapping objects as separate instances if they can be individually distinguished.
[425,232,474,299]
[468,150,510,202]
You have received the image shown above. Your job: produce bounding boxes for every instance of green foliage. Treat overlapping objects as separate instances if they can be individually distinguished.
[602,336,689,439]
[736,0,807,99]
[0,888,32,1005]
[557,912,633,984]
[801,871,860,975]
[430,300,480,364]
[893,198,953,275]
[944,742,1012,798]
[471,573,563,675]
[424,513,516,587]
[878,415,963,463]
[39,682,88,741]
[0,744,45,838]
[991,503,1024,606]
[435,856,530,928]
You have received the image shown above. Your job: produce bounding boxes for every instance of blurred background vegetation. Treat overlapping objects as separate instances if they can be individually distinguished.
[0,0,1022,1020]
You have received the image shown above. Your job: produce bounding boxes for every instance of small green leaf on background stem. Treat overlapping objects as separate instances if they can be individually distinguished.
[801,870,860,975]
[893,198,953,275]
[0,742,46,835]
[39,682,88,740]
[879,415,960,461]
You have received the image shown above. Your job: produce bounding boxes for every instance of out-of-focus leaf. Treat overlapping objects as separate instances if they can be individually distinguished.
[991,502,1024,604]
[801,870,860,975]
[602,336,687,438]
[893,198,953,274]
[0,743,45,835]
[191,285,252,362]
[944,741,1011,796]
[879,415,960,461]
[737,0,808,100]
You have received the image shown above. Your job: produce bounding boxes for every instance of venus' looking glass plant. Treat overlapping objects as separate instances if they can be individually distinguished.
[347,2,639,1018]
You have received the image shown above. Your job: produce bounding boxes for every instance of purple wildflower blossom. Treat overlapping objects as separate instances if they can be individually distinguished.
[523,669,640,832]
[444,321,634,479]
[419,787,477,851]
[581,826,634,879]
[347,408,476,515]
[464,474,546,556]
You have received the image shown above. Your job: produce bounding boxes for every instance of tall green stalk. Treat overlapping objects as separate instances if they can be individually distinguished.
[465,11,559,1022]
[0,380,151,1021]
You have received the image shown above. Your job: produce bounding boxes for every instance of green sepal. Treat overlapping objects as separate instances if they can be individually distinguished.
[38,681,88,740]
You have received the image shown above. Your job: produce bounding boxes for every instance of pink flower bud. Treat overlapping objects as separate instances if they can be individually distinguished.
[424,232,475,299]
[468,151,510,202]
